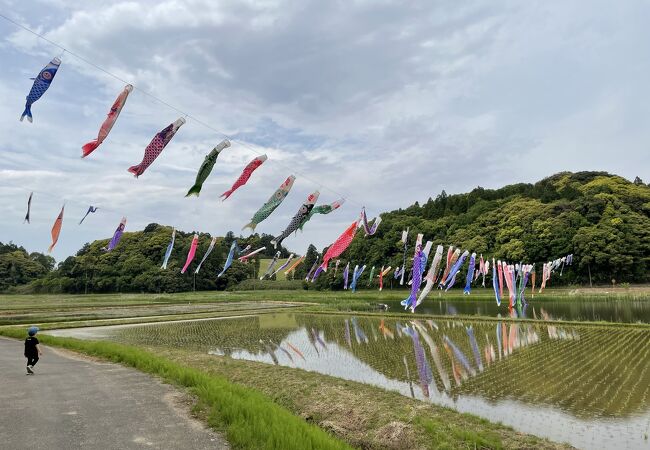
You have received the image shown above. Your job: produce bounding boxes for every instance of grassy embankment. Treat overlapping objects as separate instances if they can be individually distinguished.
[0,327,351,450]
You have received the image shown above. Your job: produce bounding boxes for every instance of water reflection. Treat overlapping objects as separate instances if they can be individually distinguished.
[381,297,650,323]
[103,313,650,450]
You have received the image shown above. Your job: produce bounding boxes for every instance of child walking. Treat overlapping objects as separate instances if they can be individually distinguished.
[24,326,43,375]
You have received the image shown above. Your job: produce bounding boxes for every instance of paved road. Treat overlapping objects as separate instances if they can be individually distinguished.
[0,337,228,449]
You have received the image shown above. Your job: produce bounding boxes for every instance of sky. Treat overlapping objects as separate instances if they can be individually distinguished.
[1,0,649,261]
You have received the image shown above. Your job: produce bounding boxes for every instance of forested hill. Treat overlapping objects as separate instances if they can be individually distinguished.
[2,171,648,293]
[343,172,650,284]
[2,225,289,294]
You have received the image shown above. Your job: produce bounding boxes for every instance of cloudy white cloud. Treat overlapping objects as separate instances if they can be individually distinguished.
[0,0,648,260]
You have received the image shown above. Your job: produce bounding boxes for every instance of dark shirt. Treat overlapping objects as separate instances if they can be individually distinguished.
[24,336,39,356]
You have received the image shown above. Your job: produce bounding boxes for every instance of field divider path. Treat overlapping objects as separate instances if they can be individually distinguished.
[0,337,229,450]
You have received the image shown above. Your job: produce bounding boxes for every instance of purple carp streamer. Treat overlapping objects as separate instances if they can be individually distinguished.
[82,84,132,157]
[271,191,320,248]
[243,175,295,231]
[21,57,61,123]
[401,243,426,311]
[463,253,477,295]
[311,264,325,282]
[220,155,267,201]
[260,251,281,280]
[128,118,185,177]
[195,237,217,274]
[24,192,33,224]
[218,240,243,277]
[359,207,382,236]
[181,234,199,274]
[272,254,294,277]
[104,217,126,252]
[161,228,176,269]
[79,206,98,225]
[298,198,345,231]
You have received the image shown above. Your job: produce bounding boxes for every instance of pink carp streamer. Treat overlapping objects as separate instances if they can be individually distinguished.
[128,118,185,177]
[320,221,358,270]
[181,234,199,274]
[82,84,132,157]
[220,155,267,200]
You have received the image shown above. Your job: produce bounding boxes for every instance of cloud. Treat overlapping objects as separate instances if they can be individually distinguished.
[0,0,648,259]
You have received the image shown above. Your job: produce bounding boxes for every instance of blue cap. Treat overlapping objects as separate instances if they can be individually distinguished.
[28,326,39,336]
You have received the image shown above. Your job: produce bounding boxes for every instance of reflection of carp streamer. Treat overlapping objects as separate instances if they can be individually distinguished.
[403,326,432,398]
[286,342,305,360]
[443,335,475,377]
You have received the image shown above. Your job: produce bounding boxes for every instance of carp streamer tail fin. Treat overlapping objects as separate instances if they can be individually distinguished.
[20,105,32,123]
[81,140,99,158]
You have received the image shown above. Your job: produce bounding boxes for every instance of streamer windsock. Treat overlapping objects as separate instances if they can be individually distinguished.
[359,207,381,236]
[416,245,444,307]
[186,139,231,196]
[350,264,366,293]
[218,241,242,277]
[180,234,199,274]
[298,198,345,231]
[440,247,460,286]
[284,256,304,275]
[402,244,426,311]
[319,220,357,270]
[24,192,33,224]
[492,258,501,306]
[466,326,483,372]
[403,326,433,398]
[343,262,350,289]
[78,206,98,224]
[498,260,504,299]
[195,237,217,274]
[161,228,176,269]
[103,217,126,251]
[367,266,376,286]
[271,191,319,248]
[260,251,281,280]
[443,250,469,291]
[305,256,320,281]
[21,57,61,123]
[463,253,477,294]
[238,246,266,262]
[243,175,295,231]
[379,266,391,291]
[272,254,294,276]
[400,228,409,285]
[129,118,185,177]
[220,154,267,200]
[48,205,64,253]
[82,85,133,157]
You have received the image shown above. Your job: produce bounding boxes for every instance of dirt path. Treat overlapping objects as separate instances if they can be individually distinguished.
[0,337,228,449]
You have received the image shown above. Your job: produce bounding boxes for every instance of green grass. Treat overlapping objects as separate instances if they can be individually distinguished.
[0,328,351,450]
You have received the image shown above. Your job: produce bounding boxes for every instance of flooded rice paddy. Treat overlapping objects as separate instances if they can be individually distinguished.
[380,296,650,323]
[50,313,650,449]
